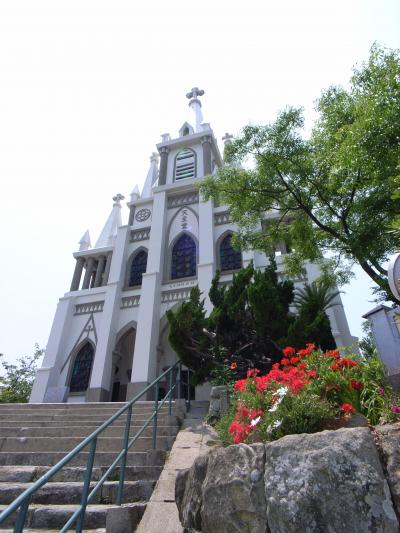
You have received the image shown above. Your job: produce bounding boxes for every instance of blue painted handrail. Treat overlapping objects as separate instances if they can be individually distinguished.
[0,360,187,533]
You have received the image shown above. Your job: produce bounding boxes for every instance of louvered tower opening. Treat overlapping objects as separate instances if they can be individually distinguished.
[175,149,196,180]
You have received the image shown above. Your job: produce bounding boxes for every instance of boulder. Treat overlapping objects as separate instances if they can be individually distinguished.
[264,427,398,533]
[208,386,229,419]
[175,454,209,531]
[374,422,400,517]
[201,443,267,533]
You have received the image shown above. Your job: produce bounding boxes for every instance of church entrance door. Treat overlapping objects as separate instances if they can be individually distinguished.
[111,327,136,402]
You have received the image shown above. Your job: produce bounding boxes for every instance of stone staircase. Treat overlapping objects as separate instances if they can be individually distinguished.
[0,401,184,531]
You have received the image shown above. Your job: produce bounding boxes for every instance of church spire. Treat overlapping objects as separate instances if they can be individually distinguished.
[186,87,204,133]
[95,194,124,248]
[78,230,91,251]
[141,152,159,198]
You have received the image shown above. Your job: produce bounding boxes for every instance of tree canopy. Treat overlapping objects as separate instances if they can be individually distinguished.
[200,45,400,302]
[0,345,43,403]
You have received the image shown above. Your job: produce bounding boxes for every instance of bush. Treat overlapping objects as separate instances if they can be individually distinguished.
[215,344,400,445]
[0,345,43,403]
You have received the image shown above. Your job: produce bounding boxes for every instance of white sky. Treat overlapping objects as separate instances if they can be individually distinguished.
[0,0,399,362]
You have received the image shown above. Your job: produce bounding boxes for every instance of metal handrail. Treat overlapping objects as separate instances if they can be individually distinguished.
[0,360,185,533]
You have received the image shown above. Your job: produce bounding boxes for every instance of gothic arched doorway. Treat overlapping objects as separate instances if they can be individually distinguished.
[69,342,94,393]
[111,327,136,401]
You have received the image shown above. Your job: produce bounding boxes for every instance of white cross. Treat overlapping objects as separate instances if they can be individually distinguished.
[186,87,205,100]
[113,193,125,205]
[222,132,233,143]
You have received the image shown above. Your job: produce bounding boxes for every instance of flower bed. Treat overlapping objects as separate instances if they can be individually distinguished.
[216,345,400,445]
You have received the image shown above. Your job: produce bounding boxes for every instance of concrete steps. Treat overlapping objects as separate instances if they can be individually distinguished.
[0,503,146,530]
[0,401,183,531]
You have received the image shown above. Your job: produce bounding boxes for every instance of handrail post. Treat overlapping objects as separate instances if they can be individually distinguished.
[75,438,97,533]
[178,363,182,399]
[187,370,191,411]
[168,368,173,416]
[152,382,159,450]
[13,496,30,533]
[117,405,132,505]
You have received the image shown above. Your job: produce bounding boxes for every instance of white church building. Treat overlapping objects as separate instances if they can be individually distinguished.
[30,88,356,404]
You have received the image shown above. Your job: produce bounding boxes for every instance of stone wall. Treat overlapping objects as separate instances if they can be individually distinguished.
[176,424,400,533]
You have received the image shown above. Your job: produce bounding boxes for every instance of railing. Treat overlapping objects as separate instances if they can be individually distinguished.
[0,360,189,533]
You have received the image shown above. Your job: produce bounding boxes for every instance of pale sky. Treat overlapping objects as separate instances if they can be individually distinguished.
[0,0,399,362]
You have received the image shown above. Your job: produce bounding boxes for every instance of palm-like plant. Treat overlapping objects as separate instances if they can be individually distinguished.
[293,281,340,315]
[286,281,341,351]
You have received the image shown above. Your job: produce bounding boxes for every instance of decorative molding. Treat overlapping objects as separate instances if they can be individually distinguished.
[161,288,192,304]
[201,135,212,145]
[130,227,151,242]
[214,211,231,225]
[74,301,104,315]
[135,208,151,222]
[168,191,199,209]
[120,295,141,309]
[60,313,98,372]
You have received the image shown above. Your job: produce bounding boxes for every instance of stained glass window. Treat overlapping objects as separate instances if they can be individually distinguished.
[220,234,242,271]
[70,343,94,393]
[128,250,148,287]
[171,234,196,279]
[175,149,195,180]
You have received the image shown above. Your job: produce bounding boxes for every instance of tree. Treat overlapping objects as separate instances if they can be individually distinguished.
[287,281,338,351]
[201,45,400,302]
[0,344,43,403]
[167,260,295,383]
[359,320,378,360]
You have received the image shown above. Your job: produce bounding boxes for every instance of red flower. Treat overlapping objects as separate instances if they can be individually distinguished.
[331,358,358,371]
[391,405,400,414]
[283,346,296,357]
[234,379,247,392]
[297,348,311,357]
[246,368,260,378]
[306,343,316,351]
[230,362,238,370]
[307,370,317,378]
[298,362,307,370]
[339,358,358,368]
[340,403,356,414]
[325,349,340,358]
[290,357,300,364]
[350,380,363,390]
[280,358,290,366]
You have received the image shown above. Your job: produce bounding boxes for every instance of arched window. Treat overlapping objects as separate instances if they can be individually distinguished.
[171,234,197,279]
[70,343,94,393]
[128,250,148,287]
[220,233,242,271]
[175,149,196,180]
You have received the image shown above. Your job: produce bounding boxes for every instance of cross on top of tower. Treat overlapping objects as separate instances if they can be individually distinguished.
[113,193,125,206]
[186,87,205,101]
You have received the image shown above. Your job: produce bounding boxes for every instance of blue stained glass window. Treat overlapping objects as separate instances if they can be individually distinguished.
[220,234,242,271]
[129,250,148,287]
[171,234,196,279]
[70,343,94,393]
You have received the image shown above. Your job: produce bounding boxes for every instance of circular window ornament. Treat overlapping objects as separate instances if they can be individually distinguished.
[135,208,151,222]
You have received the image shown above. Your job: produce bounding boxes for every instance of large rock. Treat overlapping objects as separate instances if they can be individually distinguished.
[208,386,229,419]
[264,427,398,533]
[176,443,267,532]
[374,422,400,517]
[175,454,209,531]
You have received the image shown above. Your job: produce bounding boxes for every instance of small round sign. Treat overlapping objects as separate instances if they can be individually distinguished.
[388,253,400,301]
